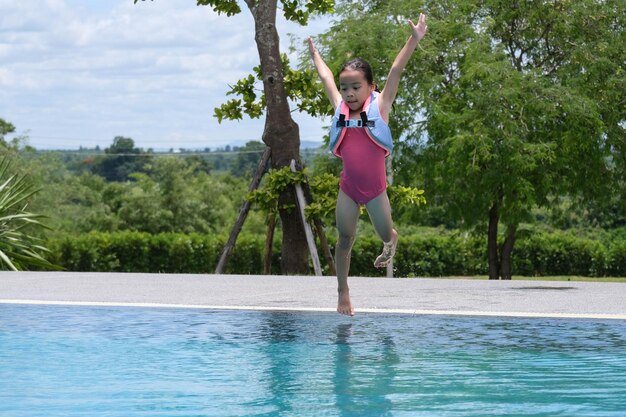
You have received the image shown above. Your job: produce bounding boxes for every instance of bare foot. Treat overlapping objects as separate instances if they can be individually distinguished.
[374,229,398,268]
[337,289,354,316]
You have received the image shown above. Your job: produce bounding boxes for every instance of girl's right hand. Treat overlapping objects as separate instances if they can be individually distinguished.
[409,13,428,42]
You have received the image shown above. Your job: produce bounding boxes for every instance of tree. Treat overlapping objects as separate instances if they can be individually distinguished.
[93,136,151,182]
[310,0,625,279]
[128,157,244,234]
[0,118,16,144]
[136,0,333,274]
[0,117,35,152]
[26,152,122,235]
[28,151,253,236]
[0,156,57,270]
[230,140,267,178]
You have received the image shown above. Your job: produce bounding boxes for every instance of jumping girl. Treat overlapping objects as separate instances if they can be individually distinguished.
[308,13,427,316]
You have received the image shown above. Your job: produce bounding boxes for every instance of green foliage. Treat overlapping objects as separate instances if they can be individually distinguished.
[606,240,626,277]
[513,232,609,277]
[305,173,338,220]
[247,166,304,213]
[283,61,333,117]
[92,136,152,182]
[0,155,58,270]
[104,159,248,234]
[195,0,334,24]
[229,141,267,178]
[393,233,484,277]
[247,165,426,223]
[195,0,241,16]
[46,228,626,277]
[21,144,620,278]
[388,184,426,208]
[214,55,330,123]
[214,99,244,123]
[307,0,625,277]
[20,150,118,234]
[49,231,278,274]
[311,0,624,223]
[281,0,334,24]
[0,118,35,152]
[0,118,16,140]
[105,136,140,155]
[23,150,256,237]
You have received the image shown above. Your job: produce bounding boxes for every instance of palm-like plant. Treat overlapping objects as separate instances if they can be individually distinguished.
[0,156,57,270]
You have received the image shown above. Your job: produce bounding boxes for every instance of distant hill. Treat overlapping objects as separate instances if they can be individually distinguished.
[33,139,325,154]
[222,139,324,150]
[301,140,324,149]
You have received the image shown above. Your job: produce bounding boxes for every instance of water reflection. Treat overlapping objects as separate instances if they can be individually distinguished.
[253,312,304,416]
[257,312,300,415]
[3,305,626,416]
[333,322,399,417]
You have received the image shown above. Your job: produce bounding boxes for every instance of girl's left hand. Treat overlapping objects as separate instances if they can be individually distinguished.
[307,37,317,56]
[409,13,428,42]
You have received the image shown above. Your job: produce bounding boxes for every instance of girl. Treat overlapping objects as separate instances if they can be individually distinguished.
[308,14,427,316]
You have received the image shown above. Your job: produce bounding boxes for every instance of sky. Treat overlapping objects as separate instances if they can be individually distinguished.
[0,0,331,150]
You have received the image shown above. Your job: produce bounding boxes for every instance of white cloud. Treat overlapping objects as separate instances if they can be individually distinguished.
[0,0,329,150]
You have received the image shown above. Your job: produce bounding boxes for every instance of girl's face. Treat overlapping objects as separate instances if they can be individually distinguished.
[338,68,375,112]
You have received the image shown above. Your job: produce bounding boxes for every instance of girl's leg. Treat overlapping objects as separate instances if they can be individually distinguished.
[335,189,360,316]
[365,191,398,267]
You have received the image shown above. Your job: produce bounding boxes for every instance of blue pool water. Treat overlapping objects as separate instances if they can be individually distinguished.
[1,304,625,417]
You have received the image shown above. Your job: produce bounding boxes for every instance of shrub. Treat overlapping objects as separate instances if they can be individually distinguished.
[512,232,608,277]
[50,232,248,274]
[606,240,626,277]
[46,229,625,277]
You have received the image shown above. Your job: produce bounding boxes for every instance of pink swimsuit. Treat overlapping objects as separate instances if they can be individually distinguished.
[338,127,387,205]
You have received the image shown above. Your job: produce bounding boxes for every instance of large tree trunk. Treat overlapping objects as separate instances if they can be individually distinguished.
[246,0,309,274]
[499,225,517,280]
[487,202,500,280]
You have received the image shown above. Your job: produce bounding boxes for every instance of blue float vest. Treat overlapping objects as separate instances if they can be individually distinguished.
[329,91,393,158]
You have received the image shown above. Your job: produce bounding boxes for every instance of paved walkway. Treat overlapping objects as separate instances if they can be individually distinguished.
[1,271,625,319]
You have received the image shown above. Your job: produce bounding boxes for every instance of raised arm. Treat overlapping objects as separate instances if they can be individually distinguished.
[379,13,428,118]
[308,37,342,111]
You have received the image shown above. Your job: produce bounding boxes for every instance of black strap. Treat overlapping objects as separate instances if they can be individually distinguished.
[336,114,346,127]
[336,113,376,128]
[360,112,368,126]
[361,112,375,127]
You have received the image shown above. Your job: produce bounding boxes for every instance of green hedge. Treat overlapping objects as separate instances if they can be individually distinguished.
[48,232,280,274]
[512,234,606,277]
[46,230,625,277]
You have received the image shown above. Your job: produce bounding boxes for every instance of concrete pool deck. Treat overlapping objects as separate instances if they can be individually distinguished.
[1,271,625,320]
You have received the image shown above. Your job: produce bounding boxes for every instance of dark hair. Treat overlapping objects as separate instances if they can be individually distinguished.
[339,58,374,86]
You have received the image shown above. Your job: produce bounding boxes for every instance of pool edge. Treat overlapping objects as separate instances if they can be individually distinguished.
[2,299,625,321]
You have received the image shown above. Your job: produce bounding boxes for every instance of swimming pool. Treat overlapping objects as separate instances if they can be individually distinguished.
[1,304,625,416]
